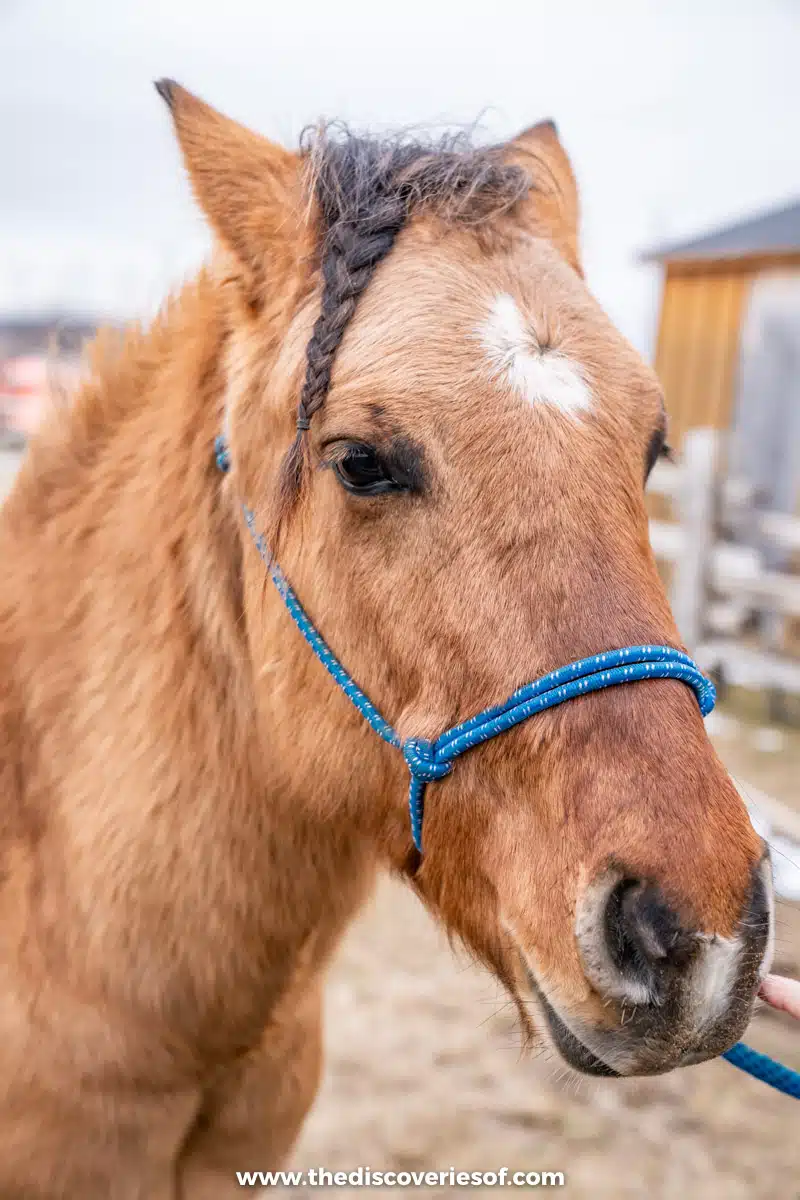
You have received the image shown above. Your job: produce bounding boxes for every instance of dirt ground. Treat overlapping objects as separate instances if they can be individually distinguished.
[285,724,800,1200]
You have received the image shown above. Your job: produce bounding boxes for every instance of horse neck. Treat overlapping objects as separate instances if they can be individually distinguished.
[0,275,377,1009]
[2,275,245,746]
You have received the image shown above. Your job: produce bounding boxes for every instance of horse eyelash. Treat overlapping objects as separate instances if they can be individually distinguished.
[317,442,384,470]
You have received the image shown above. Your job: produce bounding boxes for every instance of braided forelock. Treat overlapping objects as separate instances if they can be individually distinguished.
[274,125,530,530]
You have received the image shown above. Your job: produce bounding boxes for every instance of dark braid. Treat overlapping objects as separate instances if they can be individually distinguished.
[276,127,530,514]
[300,196,408,423]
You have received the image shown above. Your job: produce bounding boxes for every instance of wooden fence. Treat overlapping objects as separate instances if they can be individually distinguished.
[648,427,800,697]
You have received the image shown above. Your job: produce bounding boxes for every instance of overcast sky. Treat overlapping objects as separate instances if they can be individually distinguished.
[2,0,799,354]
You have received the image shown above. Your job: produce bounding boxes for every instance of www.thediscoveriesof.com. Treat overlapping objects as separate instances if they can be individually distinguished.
[236,1167,566,1188]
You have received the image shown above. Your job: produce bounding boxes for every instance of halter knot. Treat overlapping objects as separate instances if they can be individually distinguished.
[214,435,231,474]
[402,739,452,783]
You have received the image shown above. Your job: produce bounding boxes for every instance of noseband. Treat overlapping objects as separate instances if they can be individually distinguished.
[215,435,800,1100]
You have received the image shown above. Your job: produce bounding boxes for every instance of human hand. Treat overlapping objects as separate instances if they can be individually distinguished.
[759,974,800,1020]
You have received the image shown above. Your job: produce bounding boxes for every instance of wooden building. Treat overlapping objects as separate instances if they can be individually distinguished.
[644,200,800,520]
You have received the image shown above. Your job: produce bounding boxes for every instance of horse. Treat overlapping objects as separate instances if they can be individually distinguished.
[0,81,773,1197]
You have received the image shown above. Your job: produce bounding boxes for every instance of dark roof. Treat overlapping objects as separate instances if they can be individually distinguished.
[642,199,800,263]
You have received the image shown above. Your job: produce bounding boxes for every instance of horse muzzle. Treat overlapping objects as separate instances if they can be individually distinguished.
[523,854,774,1077]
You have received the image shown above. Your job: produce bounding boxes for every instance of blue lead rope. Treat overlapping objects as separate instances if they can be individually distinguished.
[722,1042,800,1099]
[216,435,800,1100]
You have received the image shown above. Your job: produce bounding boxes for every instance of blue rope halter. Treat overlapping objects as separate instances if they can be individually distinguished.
[215,435,800,1100]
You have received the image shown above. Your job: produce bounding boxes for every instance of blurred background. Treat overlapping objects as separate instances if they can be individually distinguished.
[2,1,800,1195]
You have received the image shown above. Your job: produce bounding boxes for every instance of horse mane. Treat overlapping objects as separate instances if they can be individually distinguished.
[10,272,227,536]
[278,126,531,510]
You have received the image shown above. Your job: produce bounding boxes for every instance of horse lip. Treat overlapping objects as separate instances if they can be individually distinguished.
[523,964,621,1077]
[540,992,622,1077]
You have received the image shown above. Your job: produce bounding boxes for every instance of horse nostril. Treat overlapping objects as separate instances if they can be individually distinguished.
[604,879,694,987]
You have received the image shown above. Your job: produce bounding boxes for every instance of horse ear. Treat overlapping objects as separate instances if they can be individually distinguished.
[505,120,582,276]
[155,80,307,304]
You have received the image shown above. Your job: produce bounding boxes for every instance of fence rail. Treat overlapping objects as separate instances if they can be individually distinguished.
[648,427,800,696]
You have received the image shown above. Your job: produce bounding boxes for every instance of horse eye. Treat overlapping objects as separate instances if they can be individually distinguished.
[333,444,401,496]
